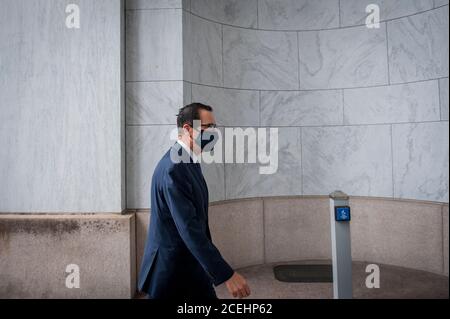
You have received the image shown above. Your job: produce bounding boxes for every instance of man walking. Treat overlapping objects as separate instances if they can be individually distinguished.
[138,103,251,300]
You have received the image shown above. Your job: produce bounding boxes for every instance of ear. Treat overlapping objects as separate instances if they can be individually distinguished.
[182,123,192,135]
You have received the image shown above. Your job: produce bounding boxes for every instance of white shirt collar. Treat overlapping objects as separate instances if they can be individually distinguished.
[176,139,199,163]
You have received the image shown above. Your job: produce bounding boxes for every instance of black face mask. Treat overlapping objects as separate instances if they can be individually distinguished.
[197,129,219,152]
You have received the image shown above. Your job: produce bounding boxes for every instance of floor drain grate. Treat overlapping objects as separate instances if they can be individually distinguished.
[273,264,333,283]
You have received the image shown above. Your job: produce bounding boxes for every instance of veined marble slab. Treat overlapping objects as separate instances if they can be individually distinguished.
[192,84,260,126]
[126,9,183,81]
[302,125,393,198]
[260,89,343,126]
[190,0,257,28]
[299,24,388,89]
[223,26,299,90]
[225,127,302,199]
[392,121,449,202]
[344,80,440,124]
[126,81,184,125]
[258,0,339,30]
[183,12,222,86]
[388,6,449,83]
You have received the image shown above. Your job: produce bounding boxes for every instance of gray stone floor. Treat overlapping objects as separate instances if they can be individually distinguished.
[214,261,449,299]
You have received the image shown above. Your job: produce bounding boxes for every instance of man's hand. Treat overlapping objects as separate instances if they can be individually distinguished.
[225,272,251,298]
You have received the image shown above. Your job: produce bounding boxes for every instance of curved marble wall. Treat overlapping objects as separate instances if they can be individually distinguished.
[125,0,449,279]
[181,0,449,204]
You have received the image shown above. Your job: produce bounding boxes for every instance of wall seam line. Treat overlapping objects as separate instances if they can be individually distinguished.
[300,127,304,195]
[385,21,391,85]
[442,204,445,274]
[126,79,184,83]
[438,79,442,121]
[161,77,448,93]
[258,90,262,126]
[221,24,224,87]
[338,0,342,27]
[224,162,227,201]
[133,212,137,297]
[125,8,182,12]
[256,0,259,29]
[390,124,395,198]
[180,5,447,33]
[342,89,345,124]
[297,31,301,90]
[262,198,266,263]
[125,120,449,128]
[124,0,128,211]
[222,162,226,202]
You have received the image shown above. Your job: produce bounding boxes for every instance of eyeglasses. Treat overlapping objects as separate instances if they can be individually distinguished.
[200,123,217,129]
[187,123,217,129]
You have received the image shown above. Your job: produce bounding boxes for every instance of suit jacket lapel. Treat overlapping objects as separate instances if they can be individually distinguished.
[171,143,209,212]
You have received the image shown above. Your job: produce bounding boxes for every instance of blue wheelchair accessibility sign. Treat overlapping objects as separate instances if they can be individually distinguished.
[335,206,351,222]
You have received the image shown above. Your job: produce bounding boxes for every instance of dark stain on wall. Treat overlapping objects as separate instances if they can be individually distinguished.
[0,219,81,237]
[0,217,126,239]
[80,219,125,234]
[0,215,132,298]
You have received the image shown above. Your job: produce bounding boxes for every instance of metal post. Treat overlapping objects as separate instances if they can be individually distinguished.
[329,190,352,299]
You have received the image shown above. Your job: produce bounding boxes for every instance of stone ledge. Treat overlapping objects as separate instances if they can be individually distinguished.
[0,213,135,299]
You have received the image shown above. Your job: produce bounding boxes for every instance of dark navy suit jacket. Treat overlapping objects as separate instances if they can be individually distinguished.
[137,142,234,299]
